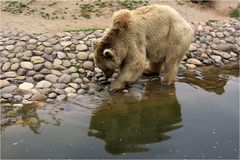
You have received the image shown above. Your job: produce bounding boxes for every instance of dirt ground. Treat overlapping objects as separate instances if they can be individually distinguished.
[0,0,239,34]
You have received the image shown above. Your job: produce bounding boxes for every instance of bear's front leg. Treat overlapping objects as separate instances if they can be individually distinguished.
[109,54,146,93]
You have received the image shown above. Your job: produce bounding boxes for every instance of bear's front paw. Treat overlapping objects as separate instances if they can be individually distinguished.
[109,81,125,93]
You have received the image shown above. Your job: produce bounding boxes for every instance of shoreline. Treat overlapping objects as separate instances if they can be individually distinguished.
[0,20,239,105]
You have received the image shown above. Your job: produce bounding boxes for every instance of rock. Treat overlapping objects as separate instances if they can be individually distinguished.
[38,35,48,42]
[13,104,24,107]
[53,59,62,66]
[56,94,66,101]
[48,92,57,98]
[17,68,27,75]
[77,89,86,94]
[0,85,17,94]
[34,64,44,71]
[220,52,231,59]
[77,52,88,60]
[187,58,203,66]
[80,84,88,89]
[51,70,62,76]
[48,38,58,45]
[94,67,102,73]
[44,61,53,69]
[76,44,88,51]
[19,82,34,91]
[2,93,13,99]
[20,62,34,69]
[216,32,224,38]
[5,45,14,51]
[36,80,52,88]
[58,74,72,83]
[62,60,71,67]
[45,74,58,83]
[2,62,12,71]
[67,53,76,59]
[31,56,45,64]
[40,68,51,74]
[82,61,94,70]
[61,41,72,47]
[53,83,67,89]
[31,93,47,101]
[64,87,76,93]
[188,44,197,51]
[10,63,20,71]
[4,71,17,78]
[26,44,37,50]
[211,55,222,63]
[23,50,32,57]
[29,39,37,44]
[186,63,196,69]
[57,51,66,59]
[88,88,96,94]
[67,93,77,98]
[53,44,63,51]
[69,83,79,89]
[0,80,10,88]
[230,52,237,57]
[33,74,45,81]
[44,47,53,54]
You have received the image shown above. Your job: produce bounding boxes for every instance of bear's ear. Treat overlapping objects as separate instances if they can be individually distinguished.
[103,49,114,60]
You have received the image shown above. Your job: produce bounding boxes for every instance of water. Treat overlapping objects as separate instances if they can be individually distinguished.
[1,64,239,159]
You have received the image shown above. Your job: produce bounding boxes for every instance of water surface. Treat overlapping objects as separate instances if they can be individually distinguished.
[1,64,239,159]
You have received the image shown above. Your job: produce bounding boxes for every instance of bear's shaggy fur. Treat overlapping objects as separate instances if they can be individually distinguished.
[93,4,194,92]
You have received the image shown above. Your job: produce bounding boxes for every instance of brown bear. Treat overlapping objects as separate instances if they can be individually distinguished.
[93,4,194,92]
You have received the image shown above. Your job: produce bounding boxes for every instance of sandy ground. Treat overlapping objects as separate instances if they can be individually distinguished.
[0,0,238,34]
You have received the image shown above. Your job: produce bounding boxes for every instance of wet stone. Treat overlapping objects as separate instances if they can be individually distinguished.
[31,93,47,101]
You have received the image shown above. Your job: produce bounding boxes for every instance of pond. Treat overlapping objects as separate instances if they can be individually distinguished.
[1,64,239,159]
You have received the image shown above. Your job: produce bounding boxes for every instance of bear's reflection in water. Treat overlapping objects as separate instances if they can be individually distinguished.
[88,81,182,155]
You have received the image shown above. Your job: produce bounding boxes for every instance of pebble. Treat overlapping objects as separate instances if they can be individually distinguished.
[2,62,11,71]
[31,93,47,101]
[58,74,72,83]
[0,80,10,88]
[77,52,88,60]
[0,85,17,94]
[45,74,58,83]
[82,61,94,70]
[64,87,76,93]
[10,63,20,71]
[31,56,45,64]
[19,82,34,91]
[187,58,203,66]
[211,55,222,63]
[20,62,34,69]
[36,80,52,88]
[56,94,67,101]
[4,71,17,78]
[76,44,88,51]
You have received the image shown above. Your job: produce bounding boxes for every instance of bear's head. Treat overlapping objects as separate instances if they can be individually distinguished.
[93,30,128,78]
[93,10,132,78]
